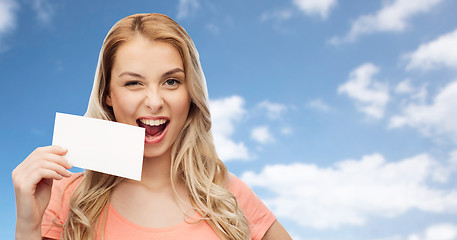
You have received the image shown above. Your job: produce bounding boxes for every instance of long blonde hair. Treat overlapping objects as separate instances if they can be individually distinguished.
[61,13,250,239]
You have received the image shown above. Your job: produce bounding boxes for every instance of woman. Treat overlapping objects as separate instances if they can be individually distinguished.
[12,13,291,240]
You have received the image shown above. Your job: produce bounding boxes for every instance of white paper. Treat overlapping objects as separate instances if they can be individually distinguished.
[52,112,145,181]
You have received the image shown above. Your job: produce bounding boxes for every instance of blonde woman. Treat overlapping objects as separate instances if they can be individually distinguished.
[12,13,292,240]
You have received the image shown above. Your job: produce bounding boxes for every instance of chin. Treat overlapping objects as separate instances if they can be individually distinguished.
[142,145,172,159]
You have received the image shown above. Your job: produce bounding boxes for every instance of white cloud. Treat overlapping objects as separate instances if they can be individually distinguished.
[330,0,443,44]
[307,98,331,112]
[292,0,337,19]
[210,96,250,161]
[258,100,287,120]
[0,0,18,46]
[281,126,293,135]
[410,84,429,104]
[290,234,305,240]
[32,0,54,23]
[251,126,274,144]
[374,223,457,240]
[260,9,293,22]
[205,23,220,34]
[395,79,414,94]
[176,0,199,19]
[372,236,404,240]
[389,80,457,143]
[242,152,457,229]
[450,149,457,167]
[338,63,389,119]
[423,223,457,240]
[405,28,457,71]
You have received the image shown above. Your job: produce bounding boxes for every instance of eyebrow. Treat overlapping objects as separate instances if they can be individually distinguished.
[162,68,185,78]
[118,68,184,79]
[118,72,145,79]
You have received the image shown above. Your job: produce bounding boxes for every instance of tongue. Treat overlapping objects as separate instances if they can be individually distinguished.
[138,120,167,137]
[145,124,164,136]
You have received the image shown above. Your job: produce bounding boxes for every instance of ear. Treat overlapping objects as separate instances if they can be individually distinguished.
[105,93,112,107]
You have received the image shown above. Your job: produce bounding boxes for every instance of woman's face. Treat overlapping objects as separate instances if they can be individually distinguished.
[106,36,190,159]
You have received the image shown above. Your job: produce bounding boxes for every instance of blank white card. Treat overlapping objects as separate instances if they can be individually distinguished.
[52,112,145,181]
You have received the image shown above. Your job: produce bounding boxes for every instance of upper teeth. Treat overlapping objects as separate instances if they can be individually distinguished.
[140,118,167,126]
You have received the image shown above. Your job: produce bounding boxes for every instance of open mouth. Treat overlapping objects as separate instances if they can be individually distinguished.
[137,118,169,140]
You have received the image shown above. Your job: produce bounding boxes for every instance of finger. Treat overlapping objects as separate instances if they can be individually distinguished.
[36,168,64,181]
[41,161,72,178]
[36,145,68,156]
[43,153,73,169]
[22,157,72,181]
[16,168,64,194]
[20,154,70,178]
[48,145,68,155]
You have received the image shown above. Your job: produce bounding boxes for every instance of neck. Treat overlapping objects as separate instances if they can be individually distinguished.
[127,148,176,191]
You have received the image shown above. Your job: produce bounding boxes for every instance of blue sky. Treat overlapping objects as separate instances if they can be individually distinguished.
[1,0,457,239]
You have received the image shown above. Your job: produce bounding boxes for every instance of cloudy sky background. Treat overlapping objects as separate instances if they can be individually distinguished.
[1,0,457,239]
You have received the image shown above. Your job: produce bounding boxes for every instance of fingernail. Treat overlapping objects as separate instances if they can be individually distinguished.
[55,145,67,151]
[67,160,73,168]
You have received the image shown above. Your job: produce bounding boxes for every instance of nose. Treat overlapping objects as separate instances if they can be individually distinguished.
[144,87,164,113]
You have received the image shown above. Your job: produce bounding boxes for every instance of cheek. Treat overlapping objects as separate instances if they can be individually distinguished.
[171,94,191,121]
[111,92,141,122]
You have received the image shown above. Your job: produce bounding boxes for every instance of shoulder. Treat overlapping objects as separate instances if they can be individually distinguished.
[226,172,250,197]
[226,173,277,240]
[226,172,268,212]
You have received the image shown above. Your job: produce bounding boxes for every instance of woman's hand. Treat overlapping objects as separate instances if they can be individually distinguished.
[12,145,72,239]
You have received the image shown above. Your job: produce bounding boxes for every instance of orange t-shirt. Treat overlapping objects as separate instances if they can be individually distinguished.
[41,173,276,240]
